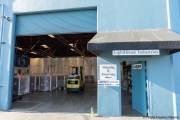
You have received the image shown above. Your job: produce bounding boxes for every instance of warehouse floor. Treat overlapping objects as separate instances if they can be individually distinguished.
[122,89,142,116]
[11,83,97,113]
[11,83,141,116]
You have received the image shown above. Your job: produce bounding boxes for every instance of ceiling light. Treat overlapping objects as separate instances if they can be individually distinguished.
[41,44,49,48]
[16,47,23,51]
[69,43,73,47]
[48,34,55,38]
[30,52,37,54]
[70,48,75,51]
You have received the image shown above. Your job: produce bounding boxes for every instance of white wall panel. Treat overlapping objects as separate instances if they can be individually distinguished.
[77,57,84,66]
[84,58,92,75]
[92,57,97,66]
[30,57,97,80]
[55,58,62,74]
[69,58,77,66]
[61,58,69,74]
[92,65,97,82]
[42,58,49,74]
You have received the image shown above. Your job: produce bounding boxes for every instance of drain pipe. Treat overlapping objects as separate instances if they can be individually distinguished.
[0,2,4,87]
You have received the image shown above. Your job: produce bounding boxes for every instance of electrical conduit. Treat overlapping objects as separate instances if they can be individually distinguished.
[0,2,4,46]
[0,2,4,87]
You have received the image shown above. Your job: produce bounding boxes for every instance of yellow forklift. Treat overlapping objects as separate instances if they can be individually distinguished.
[66,66,85,93]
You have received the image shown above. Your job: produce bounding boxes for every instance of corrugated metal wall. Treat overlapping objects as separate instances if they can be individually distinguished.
[16,9,97,36]
[30,57,97,82]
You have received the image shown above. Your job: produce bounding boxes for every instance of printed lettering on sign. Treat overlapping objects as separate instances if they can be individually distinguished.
[112,50,160,56]
[98,80,119,86]
[100,64,117,80]
[132,64,142,69]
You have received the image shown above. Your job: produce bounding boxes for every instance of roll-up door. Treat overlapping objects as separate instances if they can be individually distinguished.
[16,9,97,36]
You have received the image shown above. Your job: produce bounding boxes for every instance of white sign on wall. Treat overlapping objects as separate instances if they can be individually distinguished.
[112,50,160,56]
[132,64,142,69]
[98,80,119,86]
[100,64,117,80]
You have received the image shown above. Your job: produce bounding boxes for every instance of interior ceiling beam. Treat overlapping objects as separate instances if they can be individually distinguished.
[18,47,55,57]
[32,50,55,57]
[55,35,86,57]
[52,48,57,55]
[23,39,40,56]
[17,37,56,57]
[16,33,96,58]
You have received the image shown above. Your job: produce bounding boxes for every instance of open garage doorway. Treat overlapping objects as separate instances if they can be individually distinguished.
[12,33,97,114]
[11,9,98,114]
[121,61,148,117]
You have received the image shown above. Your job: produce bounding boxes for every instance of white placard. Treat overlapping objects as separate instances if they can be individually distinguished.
[100,64,117,80]
[113,50,160,56]
[98,80,119,86]
[132,64,142,69]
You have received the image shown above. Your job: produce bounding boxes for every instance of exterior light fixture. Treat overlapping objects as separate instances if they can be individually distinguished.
[30,52,37,54]
[48,34,55,38]
[41,44,49,48]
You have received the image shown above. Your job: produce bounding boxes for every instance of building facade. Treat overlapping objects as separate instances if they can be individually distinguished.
[0,0,180,117]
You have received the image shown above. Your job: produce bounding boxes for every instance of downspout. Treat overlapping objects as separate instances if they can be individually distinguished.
[0,2,4,87]
[170,55,178,120]
[166,0,171,29]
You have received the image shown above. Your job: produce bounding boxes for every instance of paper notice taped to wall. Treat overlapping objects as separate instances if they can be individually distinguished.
[98,80,119,86]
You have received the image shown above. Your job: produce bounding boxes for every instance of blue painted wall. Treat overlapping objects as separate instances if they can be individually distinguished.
[97,50,175,116]
[0,0,16,110]
[12,0,168,32]
[169,0,180,34]
[171,53,180,94]
[97,51,121,116]
[148,55,174,116]
[0,0,175,117]
[177,94,180,118]
[97,0,168,31]
[169,0,180,117]
[170,52,180,117]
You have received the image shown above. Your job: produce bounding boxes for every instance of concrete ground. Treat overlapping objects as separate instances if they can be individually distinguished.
[0,83,147,120]
[0,112,147,120]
